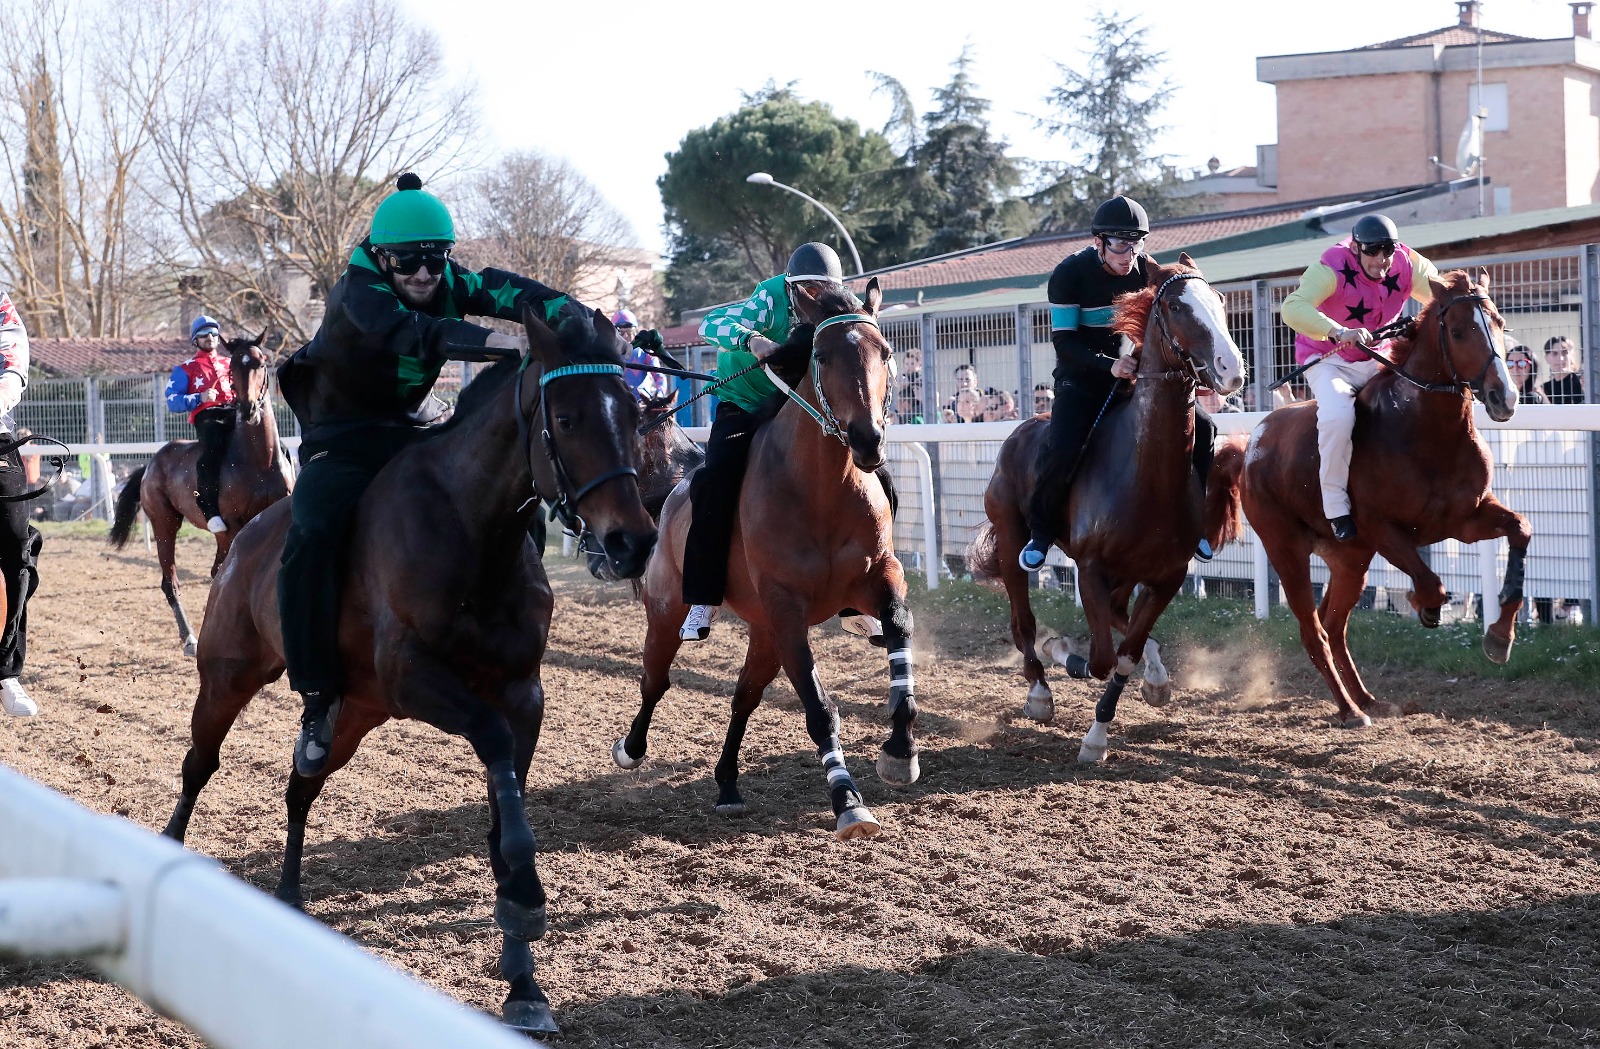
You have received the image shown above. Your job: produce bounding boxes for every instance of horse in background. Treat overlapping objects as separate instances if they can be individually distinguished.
[586,388,703,581]
[969,254,1246,763]
[159,307,657,1036]
[108,333,292,656]
[1211,270,1528,726]
[613,278,918,839]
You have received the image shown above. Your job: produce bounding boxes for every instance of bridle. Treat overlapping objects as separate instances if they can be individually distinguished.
[511,356,634,533]
[1143,271,1214,388]
[762,309,882,446]
[233,348,271,423]
[1344,286,1501,397]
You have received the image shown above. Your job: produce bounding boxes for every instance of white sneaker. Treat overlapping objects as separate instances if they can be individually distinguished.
[680,604,717,641]
[1,677,37,717]
[840,614,884,644]
[206,516,228,534]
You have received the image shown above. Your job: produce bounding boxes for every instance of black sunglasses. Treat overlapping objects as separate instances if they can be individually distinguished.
[382,248,451,275]
[1357,240,1396,258]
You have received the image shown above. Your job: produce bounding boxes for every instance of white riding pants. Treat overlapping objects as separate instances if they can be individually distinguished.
[1305,354,1382,519]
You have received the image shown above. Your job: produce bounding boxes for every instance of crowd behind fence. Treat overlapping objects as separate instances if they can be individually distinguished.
[25,246,1600,626]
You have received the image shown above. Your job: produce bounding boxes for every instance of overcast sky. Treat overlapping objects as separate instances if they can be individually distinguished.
[395,0,1579,256]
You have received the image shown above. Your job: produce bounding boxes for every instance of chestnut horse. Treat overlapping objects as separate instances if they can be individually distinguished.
[612,278,917,839]
[586,388,703,581]
[970,255,1245,762]
[158,308,657,1036]
[1215,269,1528,727]
[108,333,292,655]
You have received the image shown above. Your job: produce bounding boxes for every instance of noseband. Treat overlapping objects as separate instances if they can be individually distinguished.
[512,358,634,533]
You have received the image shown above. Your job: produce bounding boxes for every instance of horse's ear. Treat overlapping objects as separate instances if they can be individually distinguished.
[251,330,266,347]
[1429,275,1451,302]
[1476,267,1492,293]
[864,277,882,318]
[592,308,624,359]
[1178,251,1196,270]
[520,303,560,364]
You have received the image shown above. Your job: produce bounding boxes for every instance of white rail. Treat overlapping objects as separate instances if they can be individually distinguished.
[0,762,530,1049]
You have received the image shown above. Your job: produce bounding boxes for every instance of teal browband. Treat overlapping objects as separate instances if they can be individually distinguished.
[540,363,623,387]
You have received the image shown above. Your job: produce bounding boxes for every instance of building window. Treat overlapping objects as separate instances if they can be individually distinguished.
[1468,82,1509,132]
[1493,186,1511,215]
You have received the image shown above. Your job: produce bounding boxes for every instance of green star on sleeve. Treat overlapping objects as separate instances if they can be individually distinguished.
[488,280,521,314]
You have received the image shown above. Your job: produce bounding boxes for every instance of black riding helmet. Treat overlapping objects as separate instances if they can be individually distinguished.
[785,242,843,284]
[1091,195,1150,238]
[1351,213,1400,246]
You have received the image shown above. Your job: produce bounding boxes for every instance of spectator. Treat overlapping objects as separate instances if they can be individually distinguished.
[1032,383,1053,416]
[950,388,983,423]
[948,362,978,413]
[896,346,924,422]
[1506,344,1546,405]
[981,387,1018,421]
[1542,336,1584,404]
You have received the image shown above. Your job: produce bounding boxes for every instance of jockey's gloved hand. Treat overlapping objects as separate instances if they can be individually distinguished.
[763,323,815,383]
[632,329,663,353]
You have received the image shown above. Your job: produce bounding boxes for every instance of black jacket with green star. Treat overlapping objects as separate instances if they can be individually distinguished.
[279,240,572,443]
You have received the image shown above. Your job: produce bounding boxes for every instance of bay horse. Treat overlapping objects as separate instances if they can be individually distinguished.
[108,333,292,656]
[157,307,657,1036]
[612,277,917,839]
[969,254,1246,762]
[586,388,703,581]
[1214,269,1528,727]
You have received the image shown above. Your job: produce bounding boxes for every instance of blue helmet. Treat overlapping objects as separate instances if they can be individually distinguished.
[190,315,220,342]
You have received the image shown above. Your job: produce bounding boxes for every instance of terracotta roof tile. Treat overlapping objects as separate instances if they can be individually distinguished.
[29,337,192,377]
[1363,26,1531,49]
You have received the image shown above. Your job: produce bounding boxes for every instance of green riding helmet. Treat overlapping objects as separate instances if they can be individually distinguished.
[369,171,455,249]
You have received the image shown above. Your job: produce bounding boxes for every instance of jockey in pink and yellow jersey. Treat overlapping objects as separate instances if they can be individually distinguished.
[1280,213,1440,542]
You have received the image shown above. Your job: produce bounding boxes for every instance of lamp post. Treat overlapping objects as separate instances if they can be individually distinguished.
[745,172,864,276]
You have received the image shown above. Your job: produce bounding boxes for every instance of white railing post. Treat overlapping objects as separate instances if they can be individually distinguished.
[902,442,939,590]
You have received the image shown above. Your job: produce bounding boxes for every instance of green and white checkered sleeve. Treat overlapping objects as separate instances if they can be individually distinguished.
[698,284,777,352]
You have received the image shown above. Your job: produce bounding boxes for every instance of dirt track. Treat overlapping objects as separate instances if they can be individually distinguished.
[3,531,1599,1048]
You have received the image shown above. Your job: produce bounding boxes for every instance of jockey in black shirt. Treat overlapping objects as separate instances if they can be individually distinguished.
[1018,195,1217,572]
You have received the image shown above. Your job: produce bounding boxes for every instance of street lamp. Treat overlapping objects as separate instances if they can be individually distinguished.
[745,172,864,276]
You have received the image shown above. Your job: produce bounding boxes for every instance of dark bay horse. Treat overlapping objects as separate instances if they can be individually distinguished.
[586,388,703,581]
[1214,269,1528,727]
[108,333,292,656]
[613,278,917,839]
[158,308,657,1036]
[970,254,1246,762]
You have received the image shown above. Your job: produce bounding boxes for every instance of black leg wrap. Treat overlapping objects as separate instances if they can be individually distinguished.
[1499,546,1527,606]
[1065,653,1092,679]
[500,936,535,981]
[488,760,536,872]
[1095,672,1130,724]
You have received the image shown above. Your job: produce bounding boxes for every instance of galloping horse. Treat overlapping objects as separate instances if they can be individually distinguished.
[158,308,657,1036]
[613,278,918,839]
[586,388,703,581]
[1214,270,1528,726]
[108,333,292,655]
[970,254,1245,762]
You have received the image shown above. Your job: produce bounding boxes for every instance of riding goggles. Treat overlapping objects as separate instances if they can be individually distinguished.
[1099,233,1145,255]
[381,248,452,275]
[1357,240,1396,258]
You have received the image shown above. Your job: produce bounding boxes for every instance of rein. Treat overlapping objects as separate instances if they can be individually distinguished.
[511,359,633,533]
[0,432,69,502]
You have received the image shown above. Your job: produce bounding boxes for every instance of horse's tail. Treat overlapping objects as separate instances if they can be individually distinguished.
[108,466,146,549]
[1204,434,1248,553]
[966,520,1003,589]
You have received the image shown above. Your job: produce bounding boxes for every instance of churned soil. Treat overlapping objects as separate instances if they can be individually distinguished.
[2,532,1598,1048]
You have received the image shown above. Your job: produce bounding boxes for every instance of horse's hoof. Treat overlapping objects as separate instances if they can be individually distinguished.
[611,737,644,770]
[1041,635,1080,667]
[835,806,882,840]
[1077,741,1108,763]
[714,801,747,817]
[274,888,305,911]
[1340,713,1373,729]
[502,997,560,1036]
[182,638,197,658]
[1483,629,1513,665]
[875,749,920,788]
[1141,679,1172,707]
[493,898,547,942]
[1021,681,1054,723]
[1419,607,1441,629]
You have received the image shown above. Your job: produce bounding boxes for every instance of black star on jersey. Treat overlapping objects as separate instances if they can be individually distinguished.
[1345,300,1373,324]
[1339,261,1361,289]
[1381,272,1402,296]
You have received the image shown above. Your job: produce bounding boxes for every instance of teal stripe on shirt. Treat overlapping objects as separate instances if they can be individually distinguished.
[1080,305,1115,327]
[1050,305,1080,331]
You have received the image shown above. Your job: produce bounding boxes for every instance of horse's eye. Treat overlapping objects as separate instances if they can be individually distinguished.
[555,414,575,432]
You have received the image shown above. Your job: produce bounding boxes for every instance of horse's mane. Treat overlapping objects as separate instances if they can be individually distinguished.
[1384,269,1488,369]
[1111,262,1197,345]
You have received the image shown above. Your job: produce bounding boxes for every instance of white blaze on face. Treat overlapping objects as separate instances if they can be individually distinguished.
[1181,280,1245,395]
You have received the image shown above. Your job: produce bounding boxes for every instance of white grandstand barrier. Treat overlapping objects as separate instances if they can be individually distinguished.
[0,763,532,1049]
